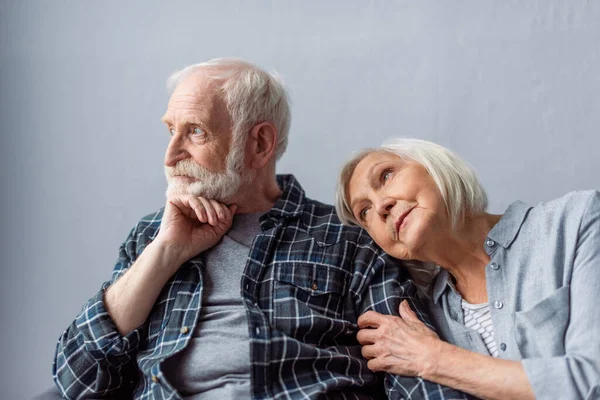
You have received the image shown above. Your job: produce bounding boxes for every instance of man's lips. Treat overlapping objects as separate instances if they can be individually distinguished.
[172,175,198,182]
[394,207,415,236]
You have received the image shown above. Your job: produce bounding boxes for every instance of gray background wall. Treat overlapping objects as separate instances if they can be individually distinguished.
[1,0,599,398]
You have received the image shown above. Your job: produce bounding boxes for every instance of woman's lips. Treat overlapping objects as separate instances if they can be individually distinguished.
[395,207,414,235]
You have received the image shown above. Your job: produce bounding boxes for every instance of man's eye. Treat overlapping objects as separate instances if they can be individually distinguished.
[169,128,175,136]
[192,127,205,136]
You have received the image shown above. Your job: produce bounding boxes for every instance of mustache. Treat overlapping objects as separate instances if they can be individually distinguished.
[165,159,213,179]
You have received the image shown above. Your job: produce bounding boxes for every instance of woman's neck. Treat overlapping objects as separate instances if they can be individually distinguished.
[426,213,502,303]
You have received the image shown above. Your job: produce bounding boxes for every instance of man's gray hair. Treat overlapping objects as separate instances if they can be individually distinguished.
[167,58,292,161]
[335,138,488,230]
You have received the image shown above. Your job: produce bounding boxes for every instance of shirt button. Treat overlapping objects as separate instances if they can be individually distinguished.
[311,282,319,291]
[180,326,189,334]
[486,239,496,247]
[500,343,507,351]
[490,262,499,270]
[151,375,159,383]
[245,284,249,290]
[255,327,260,335]
[494,301,504,309]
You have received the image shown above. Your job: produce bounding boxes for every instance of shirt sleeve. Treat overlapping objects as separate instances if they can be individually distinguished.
[522,191,600,399]
[358,249,470,400]
[52,228,146,399]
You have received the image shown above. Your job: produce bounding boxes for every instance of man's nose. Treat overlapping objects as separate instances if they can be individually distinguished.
[374,197,395,219]
[164,136,188,167]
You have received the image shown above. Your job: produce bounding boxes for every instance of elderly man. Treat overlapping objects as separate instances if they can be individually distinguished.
[52,58,467,400]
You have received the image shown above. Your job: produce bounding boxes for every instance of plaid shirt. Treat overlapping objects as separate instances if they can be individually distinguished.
[53,175,467,400]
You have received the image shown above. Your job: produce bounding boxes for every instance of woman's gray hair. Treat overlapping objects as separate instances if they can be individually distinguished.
[166,58,292,161]
[335,138,488,230]
[334,138,488,296]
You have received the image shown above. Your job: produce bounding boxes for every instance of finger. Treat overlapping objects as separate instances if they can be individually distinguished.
[369,356,415,376]
[361,344,380,360]
[367,357,389,372]
[399,300,420,323]
[357,310,386,329]
[167,197,196,219]
[356,328,380,345]
[198,197,217,226]
[228,204,238,216]
[209,199,227,221]
[188,196,208,223]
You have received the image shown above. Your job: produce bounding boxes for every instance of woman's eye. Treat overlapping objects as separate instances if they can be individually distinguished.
[360,207,370,220]
[192,127,205,136]
[382,169,392,182]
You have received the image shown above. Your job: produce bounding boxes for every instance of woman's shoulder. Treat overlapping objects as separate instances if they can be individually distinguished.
[512,190,600,242]
[529,190,600,218]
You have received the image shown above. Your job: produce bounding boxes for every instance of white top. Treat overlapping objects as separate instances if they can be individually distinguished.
[461,300,498,357]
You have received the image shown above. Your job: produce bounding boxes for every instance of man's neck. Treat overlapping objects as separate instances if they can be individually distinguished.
[229,175,283,215]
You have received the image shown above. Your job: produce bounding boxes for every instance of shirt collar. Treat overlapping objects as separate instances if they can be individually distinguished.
[431,200,532,304]
[431,269,452,304]
[486,201,531,249]
[261,174,306,221]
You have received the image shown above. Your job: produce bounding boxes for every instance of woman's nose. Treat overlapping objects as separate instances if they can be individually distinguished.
[375,197,395,219]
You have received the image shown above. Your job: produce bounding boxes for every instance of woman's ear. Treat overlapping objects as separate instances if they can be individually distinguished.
[247,122,278,168]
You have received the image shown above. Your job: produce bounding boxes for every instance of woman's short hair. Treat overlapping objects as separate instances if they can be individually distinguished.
[335,138,488,230]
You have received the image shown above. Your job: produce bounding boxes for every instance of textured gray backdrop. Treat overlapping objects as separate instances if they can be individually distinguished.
[1,1,599,398]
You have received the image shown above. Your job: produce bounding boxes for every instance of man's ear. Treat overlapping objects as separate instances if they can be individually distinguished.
[247,122,278,168]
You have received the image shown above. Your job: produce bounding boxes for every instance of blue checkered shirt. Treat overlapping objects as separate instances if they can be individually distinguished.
[53,175,467,399]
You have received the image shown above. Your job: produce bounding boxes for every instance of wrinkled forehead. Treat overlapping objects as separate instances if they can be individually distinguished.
[349,151,399,186]
[168,70,223,106]
[164,70,231,130]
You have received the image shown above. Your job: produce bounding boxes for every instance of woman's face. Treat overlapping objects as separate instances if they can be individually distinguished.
[347,151,449,261]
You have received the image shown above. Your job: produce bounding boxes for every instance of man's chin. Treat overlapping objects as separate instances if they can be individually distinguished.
[165,182,230,202]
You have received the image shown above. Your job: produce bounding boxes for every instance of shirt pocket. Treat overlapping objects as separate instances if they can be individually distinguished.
[273,262,352,346]
[514,285,570,358]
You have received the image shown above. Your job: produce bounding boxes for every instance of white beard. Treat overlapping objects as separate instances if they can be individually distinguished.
[165,164,241,201]
[164,143,254,202]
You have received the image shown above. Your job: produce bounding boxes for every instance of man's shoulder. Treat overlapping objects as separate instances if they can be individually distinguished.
[299,197,375,247]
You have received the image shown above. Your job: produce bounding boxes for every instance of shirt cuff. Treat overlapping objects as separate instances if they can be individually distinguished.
[75,284,143,365]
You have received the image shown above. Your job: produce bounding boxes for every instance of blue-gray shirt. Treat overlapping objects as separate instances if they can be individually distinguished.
[427,190,600,400]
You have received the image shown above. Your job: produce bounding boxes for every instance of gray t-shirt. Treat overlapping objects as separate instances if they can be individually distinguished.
[162,212,262,399]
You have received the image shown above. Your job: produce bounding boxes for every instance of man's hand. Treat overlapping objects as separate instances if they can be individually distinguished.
[155,195,237,266]
[103,195,235,336]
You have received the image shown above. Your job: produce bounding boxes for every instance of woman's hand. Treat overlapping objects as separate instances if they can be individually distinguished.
[357,300,442,377]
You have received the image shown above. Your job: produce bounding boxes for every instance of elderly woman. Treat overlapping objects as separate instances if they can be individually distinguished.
[335,138,600,400]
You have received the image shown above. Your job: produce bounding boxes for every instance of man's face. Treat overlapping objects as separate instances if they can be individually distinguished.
[161,71,246,201]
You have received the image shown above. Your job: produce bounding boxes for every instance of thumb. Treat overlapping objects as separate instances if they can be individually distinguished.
[399,300,419,321]
[228,204,238,216]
